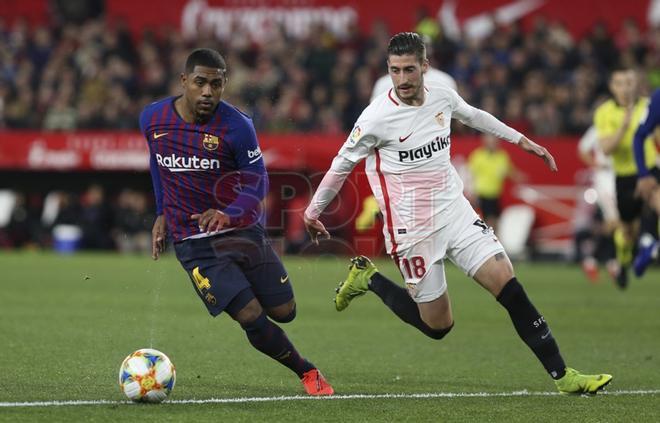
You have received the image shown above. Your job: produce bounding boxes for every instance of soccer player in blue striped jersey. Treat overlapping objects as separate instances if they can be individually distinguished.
[141,48,333,395]
[632,88,660,276]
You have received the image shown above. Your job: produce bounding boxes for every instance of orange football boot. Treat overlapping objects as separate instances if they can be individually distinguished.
[301,369,334,396]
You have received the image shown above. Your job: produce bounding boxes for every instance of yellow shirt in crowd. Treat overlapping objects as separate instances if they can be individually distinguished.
[468,148,512,199]
[594,97,657,176]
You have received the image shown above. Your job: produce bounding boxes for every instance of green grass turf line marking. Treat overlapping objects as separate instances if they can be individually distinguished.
[2,390,660,407]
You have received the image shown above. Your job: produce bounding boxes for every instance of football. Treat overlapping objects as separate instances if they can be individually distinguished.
[118,348,176,403]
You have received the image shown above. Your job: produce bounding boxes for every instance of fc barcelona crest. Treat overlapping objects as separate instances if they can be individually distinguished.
[435,112,445,127]
[202,133,219,151]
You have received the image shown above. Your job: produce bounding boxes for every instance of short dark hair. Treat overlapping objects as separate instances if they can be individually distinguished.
[387,32,426,63]
[609,64,633,80]
[184,48,227,74]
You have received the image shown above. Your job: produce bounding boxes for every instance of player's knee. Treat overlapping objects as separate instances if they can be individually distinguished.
[230,298,264,328]
[265,298,297,323]
[424,322,454,340]
[238,310,268,333]
[269,304,297,323]
[420,312,454,340]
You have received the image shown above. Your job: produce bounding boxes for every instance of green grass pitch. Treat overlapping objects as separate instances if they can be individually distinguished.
[1,252,659,422]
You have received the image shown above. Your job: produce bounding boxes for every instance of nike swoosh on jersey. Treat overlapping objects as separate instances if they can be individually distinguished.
[280,275,289,284]
[399,132,413,142]
[153,132,169,140]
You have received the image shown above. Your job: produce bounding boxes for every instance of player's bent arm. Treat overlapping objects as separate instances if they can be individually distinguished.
[633,90,660,201]
[222,118,269,225]
[633,90,660,177]
[221,164,268,225]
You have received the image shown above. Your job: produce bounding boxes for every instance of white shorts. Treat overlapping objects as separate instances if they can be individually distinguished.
[593,169,618,222]
[393,196,505,303]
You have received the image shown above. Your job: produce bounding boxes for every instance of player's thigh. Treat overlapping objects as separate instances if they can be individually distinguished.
[417,291,453,329]
[395,235,448,304]
[241,239,295,311]
[174,238,252,317]
[445,197,508,290]
[395,244,453,327]
[472,252,514,297]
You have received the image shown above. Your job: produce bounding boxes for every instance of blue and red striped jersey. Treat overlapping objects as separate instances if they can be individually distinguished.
[140,96,268,242]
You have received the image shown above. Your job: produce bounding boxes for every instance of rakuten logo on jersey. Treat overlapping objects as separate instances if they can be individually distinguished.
[247,147,262,163]
[156,153,220,172]
[398,136,451,162]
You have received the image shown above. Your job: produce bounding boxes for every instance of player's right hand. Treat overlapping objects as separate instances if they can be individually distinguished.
[152,215,166,260]
[304,215,330,245]
[635,175,658,202]
[190,209,230,234]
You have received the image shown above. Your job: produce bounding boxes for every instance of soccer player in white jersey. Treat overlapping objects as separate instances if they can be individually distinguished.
[304,32,612,394]
[370,34,456,103]
[577,125,619,282]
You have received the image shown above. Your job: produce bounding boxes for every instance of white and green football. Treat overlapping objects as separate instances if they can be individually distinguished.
[118,348,176,403]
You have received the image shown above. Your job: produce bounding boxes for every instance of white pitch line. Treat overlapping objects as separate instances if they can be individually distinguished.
[2,390,660,408]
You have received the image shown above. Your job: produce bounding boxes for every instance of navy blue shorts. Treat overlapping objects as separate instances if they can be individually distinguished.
[173,225,293,317]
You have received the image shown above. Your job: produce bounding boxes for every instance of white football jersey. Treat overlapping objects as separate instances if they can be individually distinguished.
[339,85,517,254]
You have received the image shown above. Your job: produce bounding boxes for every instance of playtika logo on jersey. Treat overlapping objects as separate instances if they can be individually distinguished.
[398,136,451,162]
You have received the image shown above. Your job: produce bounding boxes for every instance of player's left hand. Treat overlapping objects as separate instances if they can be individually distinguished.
[304,215,330,245]
[517,136,558,172]
[191,209,230,233]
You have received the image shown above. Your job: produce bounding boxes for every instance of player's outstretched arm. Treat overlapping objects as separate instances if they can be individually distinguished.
[152,215,166,260]
[517,136,558,172]
[304,153,360,245]
[633,89,660,201]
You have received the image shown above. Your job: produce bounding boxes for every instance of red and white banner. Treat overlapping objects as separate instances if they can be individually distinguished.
[0,131,584,178]
[2,0,655,40]
[0,131,591,256]
[0,132,149,171]
[0,131,349,171]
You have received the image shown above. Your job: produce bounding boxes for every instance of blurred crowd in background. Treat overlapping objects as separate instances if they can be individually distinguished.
[1,12,660,136]
[0,185,323,255]
[0,186,154,253]
[1,5,660,257]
